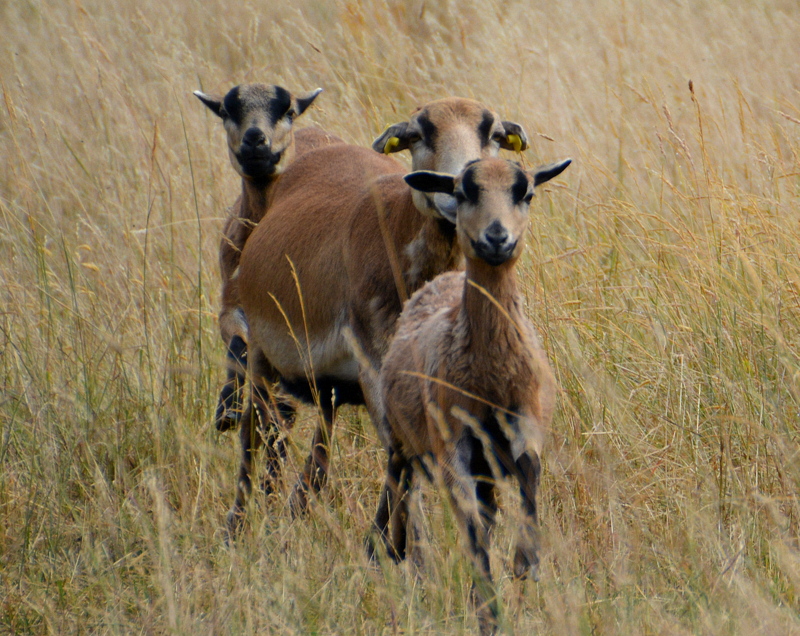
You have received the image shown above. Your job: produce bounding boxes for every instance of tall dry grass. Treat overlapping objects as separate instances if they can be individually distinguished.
[2,0,800,632]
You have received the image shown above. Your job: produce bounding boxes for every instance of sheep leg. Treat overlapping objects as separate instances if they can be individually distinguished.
[246,348,296,496]
[458,499,499,636]
[226,351,295,539]
[388,458,411,563]
[367,446,410,562]
[289,398,335,516]
[447,445,499,635]
[511,451,542,581]
[368,447,395,556]
[406,467,428,575]
[258,395,296,496]
[226,381,278,536]
[215,215,250,431]
[226,396,261,539]
[215,333,247,431]
[474,474,501,635]
[365,479,390,562]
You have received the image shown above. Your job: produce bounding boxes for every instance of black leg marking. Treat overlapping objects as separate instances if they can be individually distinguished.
[367,446,410,563]
[448,436,499,635]
[225,370,296,540]
[215,335,247,431]
[464,506,500,635]
[513,451,542,580]
[388,459,411,563]
[469,433,499,531]
[226,399,259,540]
[462,498,499,635]
[255,384,296,496]
[289,395,335,517]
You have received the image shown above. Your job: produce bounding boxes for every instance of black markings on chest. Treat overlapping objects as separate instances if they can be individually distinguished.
[468,410,521,478]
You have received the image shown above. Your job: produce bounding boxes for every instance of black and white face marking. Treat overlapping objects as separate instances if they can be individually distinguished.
[194,83,322,183]
[413,112,438,149]
[372,98,531,223]
[478,109,514,149]
[409,105,514,223]
[223,84,293,182]
[458,162,530,266]
[404,157,571,266]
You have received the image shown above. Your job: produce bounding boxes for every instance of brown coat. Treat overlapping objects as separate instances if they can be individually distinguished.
[228,98,534,526]
[374,157,570,634]
[219,126,344,344]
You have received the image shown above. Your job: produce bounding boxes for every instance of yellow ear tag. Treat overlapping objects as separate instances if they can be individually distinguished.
[507,134,523,153]
[383,136,400,154]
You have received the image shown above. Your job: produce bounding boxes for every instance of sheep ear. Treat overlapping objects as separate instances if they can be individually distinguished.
[404,170,456,195]
[372,122,410,154]
[194,91,224,118]
[294,88,323,117]
[499,121,529,152]
[532,158,572,187]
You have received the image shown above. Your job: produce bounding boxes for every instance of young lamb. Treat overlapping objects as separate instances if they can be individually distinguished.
[194,83,341,431]
[229,98,531,530]
[373,156,570,634]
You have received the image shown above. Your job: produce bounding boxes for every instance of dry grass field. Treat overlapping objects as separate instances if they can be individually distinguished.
[2,0,800,633]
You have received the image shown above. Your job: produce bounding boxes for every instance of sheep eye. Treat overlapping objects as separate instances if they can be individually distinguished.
[523,192,534,204]
[407,133,421,144]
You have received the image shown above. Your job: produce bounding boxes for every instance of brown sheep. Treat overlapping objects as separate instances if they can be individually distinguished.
[229,98,531,531]
[373,156,571,634]
[194,83,341,431]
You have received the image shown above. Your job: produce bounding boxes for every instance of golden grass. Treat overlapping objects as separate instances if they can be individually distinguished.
[2,0,800,632]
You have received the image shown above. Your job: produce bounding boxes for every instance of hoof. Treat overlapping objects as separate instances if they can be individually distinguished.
[363,530,404,566]
[513,545,540,581]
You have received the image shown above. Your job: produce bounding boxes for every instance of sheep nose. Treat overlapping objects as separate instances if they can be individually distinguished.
[242,127,267,147]
[484,221,509,248]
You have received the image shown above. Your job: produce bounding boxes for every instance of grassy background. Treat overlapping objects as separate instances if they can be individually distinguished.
[2,0,800,632]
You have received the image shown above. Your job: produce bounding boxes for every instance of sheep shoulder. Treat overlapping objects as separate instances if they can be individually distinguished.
[293,126,345,155]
